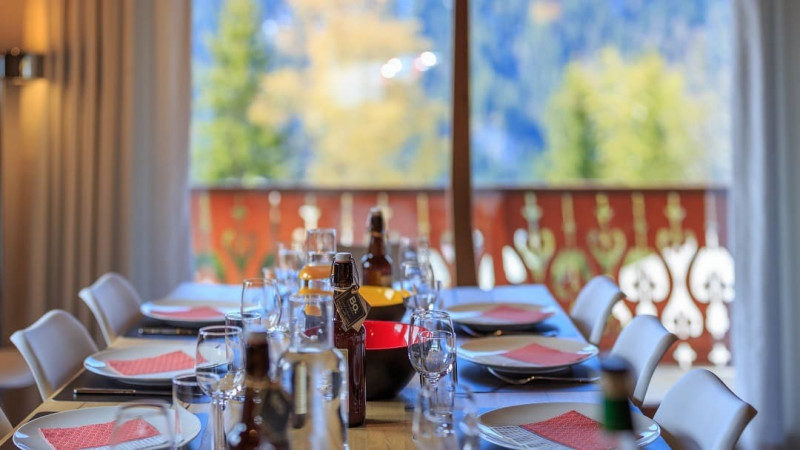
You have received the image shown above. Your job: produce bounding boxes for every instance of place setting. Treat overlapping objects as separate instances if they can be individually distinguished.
[446,301,560,337]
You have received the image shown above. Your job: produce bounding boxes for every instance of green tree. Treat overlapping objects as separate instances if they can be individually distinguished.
[540,49,706,184]
[193,0,283,184]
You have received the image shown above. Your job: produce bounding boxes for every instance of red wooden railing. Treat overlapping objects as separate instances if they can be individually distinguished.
[191,186,731,368]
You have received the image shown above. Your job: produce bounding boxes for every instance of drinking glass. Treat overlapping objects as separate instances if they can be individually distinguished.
[225,310,262,335]
[196,325,245,450]
[109,401,175,449]
[275,241,304,298]
[402,261,439,311]
[172,374,212,449]
[409,330,455,384]
[399,236,431,266]
[241,278,281,331]
[305,228,337,261]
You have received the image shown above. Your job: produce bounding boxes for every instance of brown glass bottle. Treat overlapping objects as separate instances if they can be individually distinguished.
[332,252,367,427]
[228,329,270,450]
[228,329,290,450]
[362,207,393,287]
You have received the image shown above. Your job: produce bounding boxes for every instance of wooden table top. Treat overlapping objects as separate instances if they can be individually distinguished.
[0,284,668,449]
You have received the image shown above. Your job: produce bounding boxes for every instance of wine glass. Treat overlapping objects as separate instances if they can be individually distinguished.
[242,278,281,331]
[402,261,438,311]
[409,330,455,381]
[196,325,245,450]
[275,241,304,297]
[109,401,175,449]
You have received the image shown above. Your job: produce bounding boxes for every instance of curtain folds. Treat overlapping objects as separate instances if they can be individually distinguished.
[1,0,192,341]
[732,0,800,447]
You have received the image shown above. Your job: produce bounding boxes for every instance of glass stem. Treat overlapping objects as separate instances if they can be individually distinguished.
[212,394,227,450]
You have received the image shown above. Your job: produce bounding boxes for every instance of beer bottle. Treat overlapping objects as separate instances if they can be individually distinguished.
[228,329,270,450]
[362,207,393,287]
[601,355,636,450]
[332,252,368,426]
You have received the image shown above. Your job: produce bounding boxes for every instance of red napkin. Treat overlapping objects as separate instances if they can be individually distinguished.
[107,350,196,376]
[39,418,158,450]
[481,305,551,323]
[150,306,222,320]
[521,410,615,450]
[500,342,586,366]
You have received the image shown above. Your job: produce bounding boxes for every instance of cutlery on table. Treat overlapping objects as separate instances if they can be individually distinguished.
[487,367,599,385]
[73,387,173,396]
[138,327,197,336]
[457,324,557,338]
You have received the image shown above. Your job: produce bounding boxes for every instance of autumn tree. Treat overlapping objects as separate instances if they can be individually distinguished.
[249,0,449,187]
[540,49,706,184]
[192,0,284,185]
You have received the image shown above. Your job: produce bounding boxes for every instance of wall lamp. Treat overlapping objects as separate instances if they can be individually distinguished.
[0,48,45,83]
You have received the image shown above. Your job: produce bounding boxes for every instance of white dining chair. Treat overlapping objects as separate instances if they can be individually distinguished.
[10,310,99,401]
[79,272,144,346]
[0,404,11,437]
[0,347,34,391]
[569,275,625,345]
[654,369,756,450]
[609,314,677,408]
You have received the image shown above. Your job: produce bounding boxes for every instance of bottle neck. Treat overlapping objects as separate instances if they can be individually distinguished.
[367,232,388,256]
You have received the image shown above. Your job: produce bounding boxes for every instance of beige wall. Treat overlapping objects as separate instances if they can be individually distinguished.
[0,0,50,424]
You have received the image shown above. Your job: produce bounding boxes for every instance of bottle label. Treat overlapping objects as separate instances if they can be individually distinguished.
[262,382,292,435]
[293,362,307,416]
[333,286,371,332]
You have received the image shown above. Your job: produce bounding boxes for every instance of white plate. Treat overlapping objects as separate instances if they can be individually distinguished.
[458,335,597,374]
[447,302,556,331]
[478,402,660,449]
[141,298,251,326]
[13,405,202,449]
[84,343,198,386]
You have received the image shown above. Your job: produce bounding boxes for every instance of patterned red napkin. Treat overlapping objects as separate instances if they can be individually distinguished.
[500,342,586,366]
[481,305,551,323]
[39,418,158,450]
[107,350,196,376]
[521,410,615,450]
[150,306,223,320]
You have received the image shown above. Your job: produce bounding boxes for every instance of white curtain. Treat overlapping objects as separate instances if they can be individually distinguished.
[732,0,800,447]
[0,0,192,340]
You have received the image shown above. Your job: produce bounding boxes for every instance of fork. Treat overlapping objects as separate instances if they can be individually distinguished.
[487,367,599,384]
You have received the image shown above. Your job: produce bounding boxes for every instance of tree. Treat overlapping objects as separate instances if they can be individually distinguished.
[539,49,706,184]
[248,0,449,187]
[192,0,284,185]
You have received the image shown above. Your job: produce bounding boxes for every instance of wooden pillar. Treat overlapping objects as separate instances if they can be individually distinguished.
[450,0,477,286]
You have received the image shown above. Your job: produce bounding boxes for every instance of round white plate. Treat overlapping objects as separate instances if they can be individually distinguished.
[478,402,660,449]
[84,343,198,386]
[141,298,251,326]
[446,302,556,331]
[458,335,597,374]
[13,405,202,449]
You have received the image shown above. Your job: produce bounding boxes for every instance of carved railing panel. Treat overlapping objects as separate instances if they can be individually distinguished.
[191,186,730,367]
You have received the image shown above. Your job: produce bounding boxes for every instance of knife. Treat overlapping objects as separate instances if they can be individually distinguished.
[138,327,197,336]
[74,387,173,396]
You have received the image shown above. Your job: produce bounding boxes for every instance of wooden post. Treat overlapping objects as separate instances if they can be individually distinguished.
[450,0,477,286]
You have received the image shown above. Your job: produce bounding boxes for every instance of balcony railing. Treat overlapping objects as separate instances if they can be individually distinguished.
[191,186,731,368]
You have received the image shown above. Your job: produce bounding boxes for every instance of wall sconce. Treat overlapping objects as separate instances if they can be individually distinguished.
[0,48,45,83]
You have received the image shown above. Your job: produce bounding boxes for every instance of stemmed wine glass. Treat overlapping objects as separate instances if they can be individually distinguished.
[402,261,439,311]
[241,278,282,331]
[109,401,175,449]
[196,325,245,450]
[275,241,304,298]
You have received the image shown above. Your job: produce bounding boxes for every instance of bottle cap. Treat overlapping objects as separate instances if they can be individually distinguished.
[369,206,383,217]
[334,252,351,262]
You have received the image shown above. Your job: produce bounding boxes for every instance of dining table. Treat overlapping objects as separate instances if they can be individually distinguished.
[0,283,669,449]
